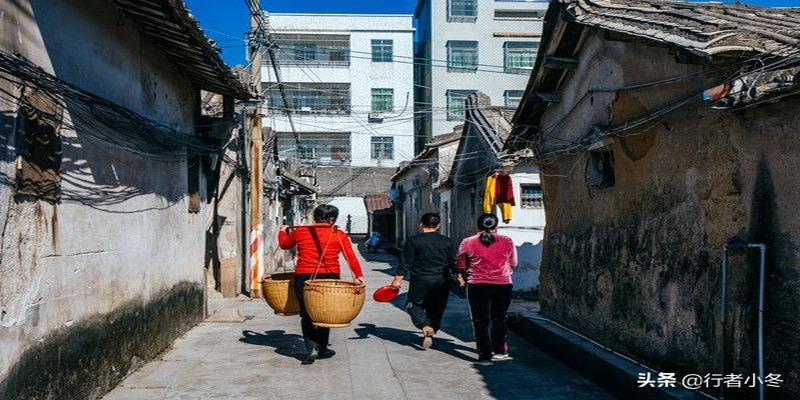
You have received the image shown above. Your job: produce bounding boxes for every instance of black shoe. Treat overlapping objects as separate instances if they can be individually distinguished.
[318,348,336,359]
[475,354,493,366]
[301,347,319,365]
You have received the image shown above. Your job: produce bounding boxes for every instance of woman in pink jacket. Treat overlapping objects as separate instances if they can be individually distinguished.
[457,213,517,364]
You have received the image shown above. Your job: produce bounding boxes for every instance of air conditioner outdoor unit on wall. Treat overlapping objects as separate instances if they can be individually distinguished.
[368,113,384,123]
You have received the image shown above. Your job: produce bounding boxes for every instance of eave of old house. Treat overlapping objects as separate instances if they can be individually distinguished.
[112,0,251,99]
[445,92,515,189]
[507,0,800,153]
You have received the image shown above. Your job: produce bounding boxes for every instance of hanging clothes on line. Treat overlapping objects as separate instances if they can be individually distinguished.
[483,174,497,214]
[495,171,514,223]
[482,171,515,223]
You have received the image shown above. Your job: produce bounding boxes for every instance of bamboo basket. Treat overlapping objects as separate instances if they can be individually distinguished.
[303,279,366,328]
[261,272,300,316]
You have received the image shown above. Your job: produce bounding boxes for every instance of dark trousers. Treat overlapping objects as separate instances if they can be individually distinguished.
[467,283,513,357]
[405,276,449,331]
[294,273,339,351]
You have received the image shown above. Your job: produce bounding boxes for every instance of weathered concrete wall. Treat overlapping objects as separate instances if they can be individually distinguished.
[0,1,208,398]
[536,31,800,399]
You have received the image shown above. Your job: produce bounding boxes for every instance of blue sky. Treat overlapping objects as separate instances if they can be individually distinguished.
[185,0,800,67]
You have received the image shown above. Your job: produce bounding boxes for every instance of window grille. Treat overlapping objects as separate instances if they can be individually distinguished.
[371,88,394,113]
[520,184,544,208]
[447,41,479,72]
[504,42,538,73]
[277,132,352,165]
[371,136,394,160]
[504,90,524,108]
[266,34,350,66]
[265,83,351,115]
[371,39,393,62]
[448,0,478,21]
[446,90,475,120]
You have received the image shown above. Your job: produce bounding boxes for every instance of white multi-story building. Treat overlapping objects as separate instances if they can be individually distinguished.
[260,13,415,233]
[262,13,415,169]
[414,0,547,148]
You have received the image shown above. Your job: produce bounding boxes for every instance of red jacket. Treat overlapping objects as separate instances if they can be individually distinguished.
[278,224,364,278]
[495,171,515,206]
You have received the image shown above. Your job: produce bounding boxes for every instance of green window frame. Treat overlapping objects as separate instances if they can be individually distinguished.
[446,89,475,120]
[371,136,394,160]
[447,41,478,72]
[371,88,394,113]
[504,90,524,108]
[371,39,393,62]
[504,42,538,73]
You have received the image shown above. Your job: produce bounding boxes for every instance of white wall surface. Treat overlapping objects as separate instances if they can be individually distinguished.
[327,196,369,234]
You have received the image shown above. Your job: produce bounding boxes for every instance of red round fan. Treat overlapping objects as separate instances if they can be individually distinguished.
[373,285,400,302]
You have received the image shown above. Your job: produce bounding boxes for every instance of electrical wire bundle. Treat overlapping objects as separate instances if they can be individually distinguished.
[0,50,235,164]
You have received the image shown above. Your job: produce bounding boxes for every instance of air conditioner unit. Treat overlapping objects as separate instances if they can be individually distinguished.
[368,113,384,123]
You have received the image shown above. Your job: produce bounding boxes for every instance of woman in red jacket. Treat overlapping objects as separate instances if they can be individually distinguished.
[278,204,364,365]
[457,213,517,365]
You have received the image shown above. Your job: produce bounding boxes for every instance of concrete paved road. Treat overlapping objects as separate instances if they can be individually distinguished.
[104,247,616,400]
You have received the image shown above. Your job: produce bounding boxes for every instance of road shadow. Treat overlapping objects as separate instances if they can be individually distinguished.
[349,323,476,363]
[239,329,305,361]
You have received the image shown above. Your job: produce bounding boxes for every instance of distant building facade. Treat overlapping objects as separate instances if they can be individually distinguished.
[261,13,416,232]
[414,0,547,150]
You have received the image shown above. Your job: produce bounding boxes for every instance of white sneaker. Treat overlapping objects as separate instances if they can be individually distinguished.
[492,353,512,361]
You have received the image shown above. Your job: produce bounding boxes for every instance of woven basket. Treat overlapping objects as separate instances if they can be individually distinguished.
[303,279,366,328]
[261,272,300,316]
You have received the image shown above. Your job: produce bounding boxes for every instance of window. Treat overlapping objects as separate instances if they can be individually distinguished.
[447,41,478,72]
[494,10,544,20]
[586,149,615,189]
[265,83,350,115]
[371,39,393,62]
[277,132,351,165]
[371,136,394,160]
[371,88,394,113]
[448,0,478,21]
[504,90,524,108]
[504,42,538,73]
[268,34,350,66]
[446,90,475,120]
[520,184,544,208]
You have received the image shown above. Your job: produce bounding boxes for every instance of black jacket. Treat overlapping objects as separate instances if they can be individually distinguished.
[396,232,458,279]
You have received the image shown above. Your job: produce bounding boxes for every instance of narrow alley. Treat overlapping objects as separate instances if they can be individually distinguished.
[104,245,615,400]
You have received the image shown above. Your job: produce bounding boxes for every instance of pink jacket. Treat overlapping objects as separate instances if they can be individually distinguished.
[457,233,517,285]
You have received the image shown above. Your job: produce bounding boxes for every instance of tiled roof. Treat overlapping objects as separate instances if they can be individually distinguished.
[363,193,392,213]
[565,0,800,57]
[113,0,251,99]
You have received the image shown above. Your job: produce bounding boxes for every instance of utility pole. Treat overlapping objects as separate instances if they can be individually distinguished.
[247,0,264,298]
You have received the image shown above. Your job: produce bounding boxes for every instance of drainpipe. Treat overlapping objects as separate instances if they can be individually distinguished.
[720,239,767,400]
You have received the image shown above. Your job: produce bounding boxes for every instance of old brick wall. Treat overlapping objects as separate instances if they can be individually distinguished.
[536,31,800,399]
